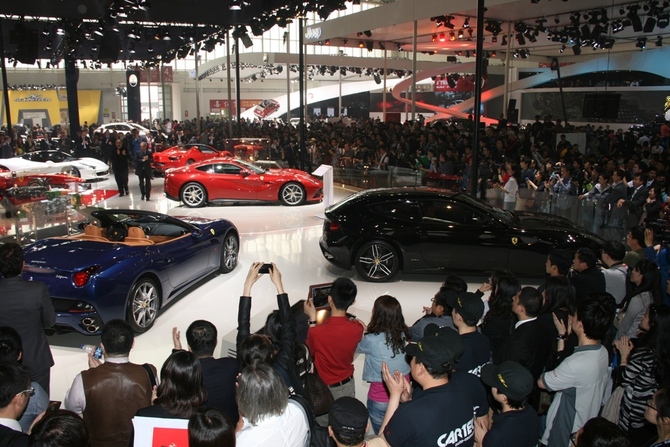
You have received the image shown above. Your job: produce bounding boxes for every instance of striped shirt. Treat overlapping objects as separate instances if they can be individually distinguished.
[619,347,658,431]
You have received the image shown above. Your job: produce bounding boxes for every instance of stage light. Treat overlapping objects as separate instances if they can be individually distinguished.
[656,36,663,46]
[559,44,565,52]
[458,29,464,39]
[449,32,456,41]
[636,36,646,49]
[501,34,507,45]
[644,17,657,32]
[358,41,364,48]
[463,17,470,28]
[432,34,438,42]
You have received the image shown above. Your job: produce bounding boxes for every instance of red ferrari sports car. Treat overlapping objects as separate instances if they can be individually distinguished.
[253,99,280,119]
[164,158,323,207]
[151,144,233,175]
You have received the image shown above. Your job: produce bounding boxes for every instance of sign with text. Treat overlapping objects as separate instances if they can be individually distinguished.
[140,66,173,83]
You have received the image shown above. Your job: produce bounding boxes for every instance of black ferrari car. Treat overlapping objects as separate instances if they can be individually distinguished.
[319,187,604,282]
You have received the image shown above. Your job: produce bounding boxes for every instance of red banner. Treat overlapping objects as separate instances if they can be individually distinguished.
[139,66,173,83]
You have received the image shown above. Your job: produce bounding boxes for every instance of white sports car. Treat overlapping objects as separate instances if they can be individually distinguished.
[3,152,108,180]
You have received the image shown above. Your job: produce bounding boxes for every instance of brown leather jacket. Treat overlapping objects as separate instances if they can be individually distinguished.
[82,362,156,447]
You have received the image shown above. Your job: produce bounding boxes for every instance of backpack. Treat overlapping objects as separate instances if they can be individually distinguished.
[289,393,333,447]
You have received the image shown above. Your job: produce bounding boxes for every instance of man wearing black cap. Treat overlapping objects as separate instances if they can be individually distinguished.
[379,327,489,447]
[448,291,490,377]
[476,361,540,447]
[328,397,386,447]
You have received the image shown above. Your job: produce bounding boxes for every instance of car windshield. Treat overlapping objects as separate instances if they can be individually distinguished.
[234,159,266,174]
[54,152,76,162]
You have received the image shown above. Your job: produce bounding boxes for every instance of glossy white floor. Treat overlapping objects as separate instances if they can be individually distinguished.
[46,173,537,404]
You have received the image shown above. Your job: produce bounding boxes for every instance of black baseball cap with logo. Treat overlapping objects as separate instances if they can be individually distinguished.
[405,325,464,370]
[480,361,534,401]
[446,291,484,323]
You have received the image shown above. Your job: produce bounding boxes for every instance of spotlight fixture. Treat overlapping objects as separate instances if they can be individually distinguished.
[458,29,464,39]
[366,41,373,51]
[554,16,560,24]
[363,30,372,37]
[644,17,657,32]
[325,39,330,45]
[491,51,496,57]
[516,33,526,45]
[656,35,663,46]
[229,0,241,10]
[449,32,456,41]
[432,34,437,42]
[627,6,643,31]
[343,39,348,46]
[572,44,581,55]
[658,13,669,28]
[560,44,565,52]
[636,36,647,49]
[513,49,520,57]
[463,17,470,28]
[379,42,385,50]
[439,33,446,42]
[467,29,473,38]
[358,41,364,48]
[501,34,507,45]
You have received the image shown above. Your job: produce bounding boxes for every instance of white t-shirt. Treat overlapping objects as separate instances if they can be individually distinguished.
[503,177,518,203]
[541,345,609,447]
[236,400,309,447]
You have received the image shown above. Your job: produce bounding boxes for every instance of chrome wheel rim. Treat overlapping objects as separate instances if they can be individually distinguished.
[182,184,205,206]
[132,281,158,328]
[359,244,396,280]
[282,184,304,205]
[223,235,238,270]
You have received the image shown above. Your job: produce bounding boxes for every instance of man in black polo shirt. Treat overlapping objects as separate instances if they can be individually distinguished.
[447,292,490,377]
[476,361,540,447]
[380,327,489,447]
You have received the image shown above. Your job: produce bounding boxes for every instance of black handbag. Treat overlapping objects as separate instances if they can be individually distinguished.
[302,371,335,416]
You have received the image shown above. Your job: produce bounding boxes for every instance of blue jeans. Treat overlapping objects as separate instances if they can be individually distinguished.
[367,398,388,435]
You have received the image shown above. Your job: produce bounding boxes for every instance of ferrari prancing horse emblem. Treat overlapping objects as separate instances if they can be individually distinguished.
[511,237,518,245]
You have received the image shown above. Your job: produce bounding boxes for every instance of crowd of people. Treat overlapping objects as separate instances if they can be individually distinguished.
[2,112,670,447]
[2,231,670,447]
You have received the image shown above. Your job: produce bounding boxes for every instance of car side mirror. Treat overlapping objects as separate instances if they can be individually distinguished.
[241,170,250,177]
[191,228,203,238]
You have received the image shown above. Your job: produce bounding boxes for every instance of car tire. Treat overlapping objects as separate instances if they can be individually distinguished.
[28,179,47,187]
[354,240,400,282]
[219,232,239,273]
[126,276,160,333]
[61,166,81,178]
[180,182,207,208]
[279,182,306,206]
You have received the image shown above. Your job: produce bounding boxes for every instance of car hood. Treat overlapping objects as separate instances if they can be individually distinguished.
[514,211,598,235]
[77,157,109,170]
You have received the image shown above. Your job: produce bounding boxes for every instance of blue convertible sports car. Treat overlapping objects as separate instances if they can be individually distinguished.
[21,209,239,335]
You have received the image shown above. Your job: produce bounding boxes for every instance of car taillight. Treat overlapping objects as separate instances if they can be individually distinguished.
[328,221,341,232]
[72,265,101,287]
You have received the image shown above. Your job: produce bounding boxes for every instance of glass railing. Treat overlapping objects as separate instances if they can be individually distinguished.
[330,166,629,242]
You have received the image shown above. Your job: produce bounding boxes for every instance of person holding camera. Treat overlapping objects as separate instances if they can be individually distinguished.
[236,262,306,399]
[304,278,364,403]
